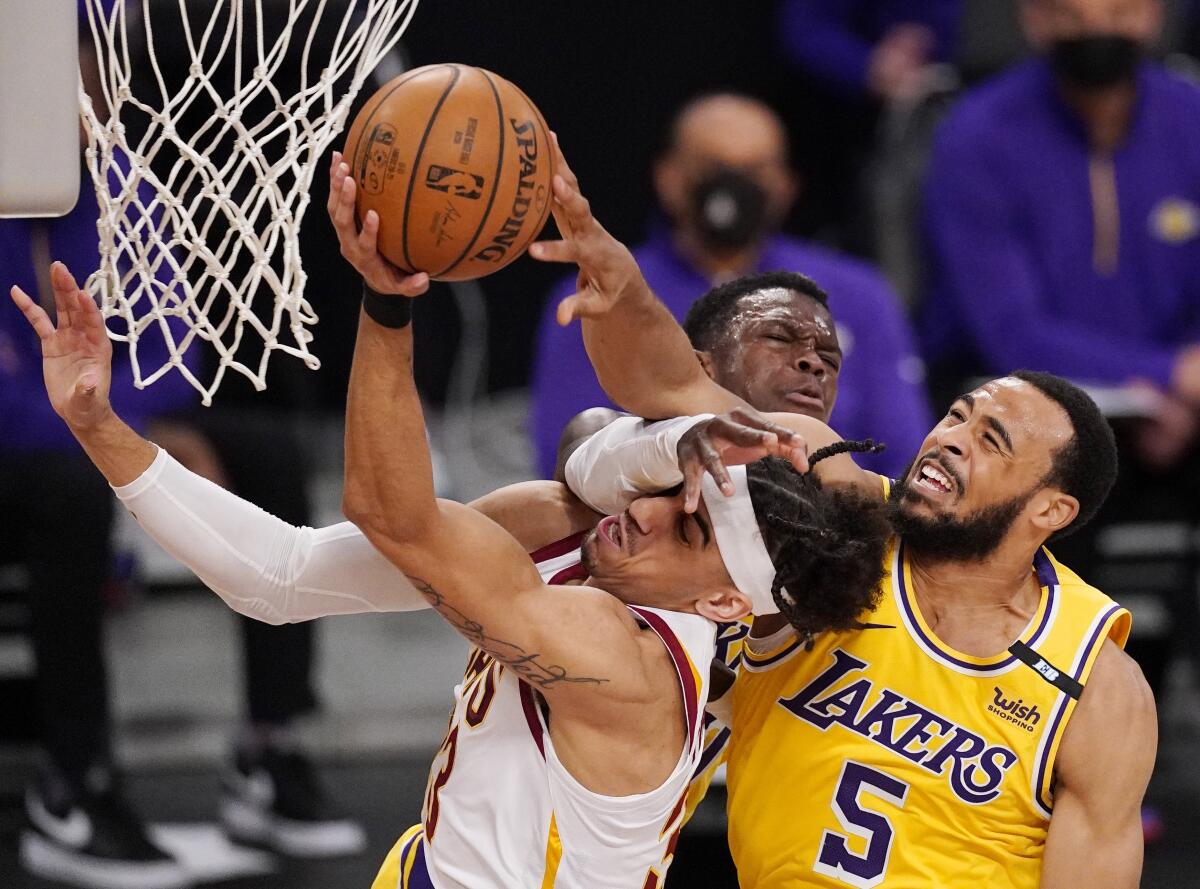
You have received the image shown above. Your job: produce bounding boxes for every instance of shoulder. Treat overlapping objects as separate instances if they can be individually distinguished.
[1043,551,1133,642]
[1143,61,1200,104]
[1056,641,1156,788]
[935,61,1047,153]
[1140,62,1200,129]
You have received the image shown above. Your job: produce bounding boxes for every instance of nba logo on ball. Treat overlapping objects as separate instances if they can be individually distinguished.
[425,165,484,201]
[344,63,555,281]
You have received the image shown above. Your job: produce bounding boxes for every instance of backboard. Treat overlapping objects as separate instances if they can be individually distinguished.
[0,0,81,217]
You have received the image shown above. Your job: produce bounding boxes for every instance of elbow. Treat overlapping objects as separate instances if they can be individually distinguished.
[342,494,392,544]
[342,490,436,564]
[341,479,393,540]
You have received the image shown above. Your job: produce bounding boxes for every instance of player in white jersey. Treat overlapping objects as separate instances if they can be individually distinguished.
[11,154,892,886]
[377,533,715,888]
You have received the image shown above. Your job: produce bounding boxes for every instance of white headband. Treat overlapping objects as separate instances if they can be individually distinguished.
[701,465,786,616]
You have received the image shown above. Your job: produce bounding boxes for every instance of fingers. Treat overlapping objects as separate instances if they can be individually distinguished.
[727,407,798,439]
[682,455,706,514]
[528,239,577,265]
[548,132,579,192]
[782,440,809,473]
[678,432,734,513]
[711,418,780,451]
[327,152,352,223]
[552,174,592,232]
[555,292,607,326]
[74,282,111,352]
[50,262,83,330]
[358,207,381,255]
[333,165,357,233]
[9,285,55,341]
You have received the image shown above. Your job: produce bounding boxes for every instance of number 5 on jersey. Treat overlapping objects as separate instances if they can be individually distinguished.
[814,761,909,889]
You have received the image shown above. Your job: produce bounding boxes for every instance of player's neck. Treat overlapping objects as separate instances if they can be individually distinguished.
[907,538,1043,613]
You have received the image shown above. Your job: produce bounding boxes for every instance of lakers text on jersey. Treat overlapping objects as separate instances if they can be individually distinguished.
[727,541,1129,889]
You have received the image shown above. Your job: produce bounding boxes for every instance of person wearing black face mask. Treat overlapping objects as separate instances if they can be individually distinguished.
[530,92,933,487]
[687,167,772,254]
[922,0,1200,845]
[1049,33,1143,89]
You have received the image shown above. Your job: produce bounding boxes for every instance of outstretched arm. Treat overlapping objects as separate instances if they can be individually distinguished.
[333,159,657,712]
[565,408,878,517]
[10,262,433,619]
[343,307,652,702]
[8,252,590,624]
[530,137,749,419]
[1041,642,1156,889]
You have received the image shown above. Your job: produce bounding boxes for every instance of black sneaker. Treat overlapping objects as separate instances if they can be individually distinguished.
[20,765,191,889]
[220,746,366,858]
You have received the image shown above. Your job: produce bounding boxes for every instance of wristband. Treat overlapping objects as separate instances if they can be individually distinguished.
[362,281,413,329]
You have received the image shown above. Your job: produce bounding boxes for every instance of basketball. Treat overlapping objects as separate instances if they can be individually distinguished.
[343,63,554,282]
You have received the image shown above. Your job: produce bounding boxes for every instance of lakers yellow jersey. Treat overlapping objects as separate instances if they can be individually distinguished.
[727,540,1130,889]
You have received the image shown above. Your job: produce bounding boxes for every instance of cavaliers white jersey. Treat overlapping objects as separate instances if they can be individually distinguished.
[412,532,717,889]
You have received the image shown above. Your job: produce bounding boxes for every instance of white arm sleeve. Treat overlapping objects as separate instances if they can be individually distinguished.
[563,414,712,514]
[113,448,428,624]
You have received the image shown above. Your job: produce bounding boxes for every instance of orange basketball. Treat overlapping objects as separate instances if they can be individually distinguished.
[343,64,554,281]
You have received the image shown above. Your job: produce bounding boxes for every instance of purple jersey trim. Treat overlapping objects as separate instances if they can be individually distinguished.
[741,635,806,671]
[896,544,1059,673]
[1031,603,1124,815]
[399,828,436,889]
[693,725,732,779]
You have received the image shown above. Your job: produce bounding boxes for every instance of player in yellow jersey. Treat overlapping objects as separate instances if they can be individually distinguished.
[533,161,1156,887]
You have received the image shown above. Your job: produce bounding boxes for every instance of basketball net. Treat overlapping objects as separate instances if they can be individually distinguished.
[80,0,418,403]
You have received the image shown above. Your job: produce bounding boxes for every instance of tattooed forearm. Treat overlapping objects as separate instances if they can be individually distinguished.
[407,575,608,688]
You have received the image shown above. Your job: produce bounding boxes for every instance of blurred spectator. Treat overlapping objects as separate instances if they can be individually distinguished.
[530,93,932,480]
[779,0,963,104]
[922,0,1200,698]
[774,1,964,245]
[0,32,362,889]
[923,0,1200,433]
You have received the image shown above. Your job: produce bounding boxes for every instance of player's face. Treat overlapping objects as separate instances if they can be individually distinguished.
[580,490,736,611]
[891,379,1074,556]
[707,289,841,422]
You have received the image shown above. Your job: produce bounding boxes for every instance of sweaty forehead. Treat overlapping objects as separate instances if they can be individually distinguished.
[969,379,1074,453]
[730,288,834,333]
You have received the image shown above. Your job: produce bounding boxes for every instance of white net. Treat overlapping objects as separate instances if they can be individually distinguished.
[80,0,418,403]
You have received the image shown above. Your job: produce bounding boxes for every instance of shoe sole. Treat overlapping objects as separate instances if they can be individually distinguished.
[220,797,367,858]
[20,830,192,889]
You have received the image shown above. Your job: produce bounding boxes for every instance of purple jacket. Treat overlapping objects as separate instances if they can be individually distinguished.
[529,231,933,479]
[779,0,962,98]
[922,60,1200,385]
[0,177,197,453]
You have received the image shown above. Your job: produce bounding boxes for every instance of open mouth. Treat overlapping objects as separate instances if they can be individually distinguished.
[598,515,624,551]
[915,460,956,496]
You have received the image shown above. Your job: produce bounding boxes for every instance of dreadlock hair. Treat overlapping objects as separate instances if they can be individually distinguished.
[746,440,891,641]
[683,270,829,353]
[1009,370,1118,539]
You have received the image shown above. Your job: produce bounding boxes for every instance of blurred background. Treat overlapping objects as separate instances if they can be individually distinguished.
[4,0,1200,886]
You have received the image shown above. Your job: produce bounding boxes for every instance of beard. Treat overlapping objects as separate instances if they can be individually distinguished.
[887,465,1037,564]
[579,529,600,577]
